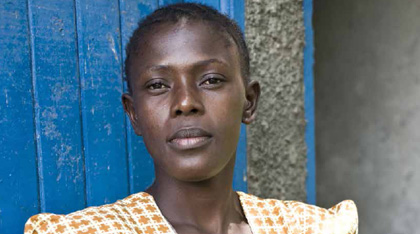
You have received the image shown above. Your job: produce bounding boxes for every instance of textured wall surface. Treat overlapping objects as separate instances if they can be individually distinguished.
[315,0,420,233]
[246,0,307,201]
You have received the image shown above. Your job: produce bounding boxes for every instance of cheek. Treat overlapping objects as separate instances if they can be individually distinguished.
[136,103,170,158]
[218,86,245,120]
[136,98,169,139]
[208,85,245,134]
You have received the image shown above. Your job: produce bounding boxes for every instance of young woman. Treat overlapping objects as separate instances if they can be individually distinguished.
[24,3,358,234]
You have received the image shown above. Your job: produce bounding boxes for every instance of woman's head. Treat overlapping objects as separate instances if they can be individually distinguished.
[124,3,250,94]
[122,3,260,182]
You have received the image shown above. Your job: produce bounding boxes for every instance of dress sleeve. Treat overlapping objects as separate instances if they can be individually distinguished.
[329,200,359,234]
[24,213,67,234]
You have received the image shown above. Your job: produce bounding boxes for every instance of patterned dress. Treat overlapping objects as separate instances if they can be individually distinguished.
[24,192,358,234]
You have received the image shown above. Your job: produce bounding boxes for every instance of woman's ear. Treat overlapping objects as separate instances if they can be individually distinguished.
[122,93,142,136]
[242,80,261,124]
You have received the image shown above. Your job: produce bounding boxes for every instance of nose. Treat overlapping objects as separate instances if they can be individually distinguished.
[170,81,204,118]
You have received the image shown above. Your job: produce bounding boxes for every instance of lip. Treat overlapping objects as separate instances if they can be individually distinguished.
[168,128,213,150]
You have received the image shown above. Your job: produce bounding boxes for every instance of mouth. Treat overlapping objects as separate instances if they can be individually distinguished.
[168,127,213,150]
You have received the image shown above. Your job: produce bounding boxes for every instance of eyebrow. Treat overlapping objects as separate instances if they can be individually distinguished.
[146,58,228,72]
[193,58,228,67]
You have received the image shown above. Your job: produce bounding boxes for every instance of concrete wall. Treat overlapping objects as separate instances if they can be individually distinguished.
[315,0,420,233]
[246,0,307,201]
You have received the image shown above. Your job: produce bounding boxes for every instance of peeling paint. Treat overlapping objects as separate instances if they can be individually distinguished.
[51,16,64,35]
[107,33,119,62]
[56,172,61,182]
[41,107,61,140]
[51,83,71,102]
[104,123,112,135]
[54,144,73,168]
[4,89,9,106]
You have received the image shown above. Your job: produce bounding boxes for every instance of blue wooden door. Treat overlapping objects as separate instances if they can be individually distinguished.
[0,0,246,233]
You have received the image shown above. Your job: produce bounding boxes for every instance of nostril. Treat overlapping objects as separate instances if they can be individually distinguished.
[174,108,198,116]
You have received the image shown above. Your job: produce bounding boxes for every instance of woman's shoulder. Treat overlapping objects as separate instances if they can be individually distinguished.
[237,192,358,234]
[24,192,172,234]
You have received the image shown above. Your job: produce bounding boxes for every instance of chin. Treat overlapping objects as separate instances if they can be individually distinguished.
[167,158,228,183]
[175,173,214,183]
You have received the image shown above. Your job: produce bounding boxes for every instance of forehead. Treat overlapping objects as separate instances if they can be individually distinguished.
[130,20,241,74]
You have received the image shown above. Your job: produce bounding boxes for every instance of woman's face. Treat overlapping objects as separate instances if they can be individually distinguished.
[123,21,254,182]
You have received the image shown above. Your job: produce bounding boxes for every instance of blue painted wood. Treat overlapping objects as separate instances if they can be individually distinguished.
[231,0,247,192]
[220,0,231,16]
[303,0,316,205]
[27,0,86,213]
[233,124,247,192]
[119,0,158,193]
[231,0,244,31]
[74,0,129,206]
[0,1,39,233]
[158,0,183,7]
[184,0,219,10]
[220,0,244,31]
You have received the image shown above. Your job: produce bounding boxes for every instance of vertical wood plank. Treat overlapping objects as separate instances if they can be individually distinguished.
[28,0,86,213]
[74,0,129,206]
[231,0,247,192]
[233,125,247,192]
[0,1,39,233]
[231,0,244,31]
[303,0,315,204]
[220,0,231,15]
[119,0,159,194]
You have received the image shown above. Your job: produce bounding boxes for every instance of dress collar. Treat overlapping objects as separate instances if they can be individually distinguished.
[138,191,257,234]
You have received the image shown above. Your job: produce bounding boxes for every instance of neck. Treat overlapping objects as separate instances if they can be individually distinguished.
[146,155,245,234]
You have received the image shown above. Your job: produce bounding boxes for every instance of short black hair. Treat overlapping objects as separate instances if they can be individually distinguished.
[124,3,250,94]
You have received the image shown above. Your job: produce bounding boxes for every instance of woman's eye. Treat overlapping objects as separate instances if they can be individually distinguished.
[147,82,168,90]
[201,76,224,86]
